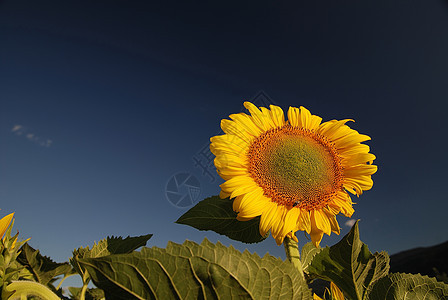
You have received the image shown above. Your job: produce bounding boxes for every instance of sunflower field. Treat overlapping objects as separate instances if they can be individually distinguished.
[1,103,447,299]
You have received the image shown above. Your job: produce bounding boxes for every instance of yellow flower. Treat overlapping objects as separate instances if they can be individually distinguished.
[330,282,345,300]
[313,293,323,300]
[210,102,376,246]
[0,212,14,239]
[313,282,345,300]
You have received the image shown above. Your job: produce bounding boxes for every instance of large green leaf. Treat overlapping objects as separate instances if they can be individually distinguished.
[71,234,152,283]
[17,243,72,286]
[308,221,389,300]
[78,238,312,300]
[366,272,448,299]
[301,242,322,274]
[301,241,324,287]
[72,234,153,259]
[176,195,267,243]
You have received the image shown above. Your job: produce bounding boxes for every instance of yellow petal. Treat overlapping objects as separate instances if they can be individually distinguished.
[214,154,247,169]
[297,209,311,233]
[243,101,262,117]
[287,231,299,243]
[326,204,340,215]
[0,213,14,238]
[229,113,262,137]
[271,205,287,244]
[343,176,373,193]
[329,193,354,217]
[323,207,341,235]
[328,126,355,142]
[229,182,260,199]
[300,106,322,131]
[235,188,267,219]
[313,209,331,235]
[210,140,248,157]
[318,119,353,138]
[221,119,253,143]
[269,105,285,127]
[217,166,249,179]
[308,115,323,131]
[244,102,273,131]
[310,210,325,247]
[260,107,276,129]
[338,144,371,157]
[331,282,345,300]
[219,175,255,195]
[343,180,363,195]
[334,132,371,149]
[287,106,301,127]
[280,207,300,239]
[219,190,231,199]
[274,235,285,246]
[210,134,249,149]
[310,230,324,248]
[237,215,256,221]
[344,164,378,177]
[259,201,279,236]
[310,233,323,247]
[313,294,324,300]
[341,153,376,166]
[232,186,264,211]
[300,106,312,128]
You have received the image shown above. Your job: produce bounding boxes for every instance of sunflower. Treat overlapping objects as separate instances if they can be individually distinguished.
[210,102,376,246]
[0,212,14,239]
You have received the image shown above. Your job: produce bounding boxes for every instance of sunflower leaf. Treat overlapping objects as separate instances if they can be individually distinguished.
[17,243,72,286]
[366,272,448,299]
[308,221,390,300]
[71,234,152,284]
[78,238,312,300]
[176,195,268,244]
[301,242,324,285]
[301,242,323,273]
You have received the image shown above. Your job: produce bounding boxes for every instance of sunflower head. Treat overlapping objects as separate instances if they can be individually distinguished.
[210,102,377,246]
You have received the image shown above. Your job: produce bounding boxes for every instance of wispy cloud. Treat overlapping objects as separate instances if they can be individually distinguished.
[345,219,356,228]
[11,125,23,132]
[11,124,53,147]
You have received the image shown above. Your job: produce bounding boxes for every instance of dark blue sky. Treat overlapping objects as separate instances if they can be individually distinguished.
[1,0,448,275]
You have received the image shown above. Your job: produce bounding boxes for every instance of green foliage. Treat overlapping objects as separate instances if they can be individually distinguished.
[0,219,32,288]
[366,273,448,299]
[2,203,448,300]
[78,238,312,300]
[17,243,72,286]
[70,234,153,280]
[308,221,390,300]
[176,195,268,243]
[68,287,105,300]
[72,234,153,260]
[301,242,323,276]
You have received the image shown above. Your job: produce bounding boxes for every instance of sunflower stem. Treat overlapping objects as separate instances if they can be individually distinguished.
[284,236,305,281]
[1,281,61,300]
[79,271,90,300]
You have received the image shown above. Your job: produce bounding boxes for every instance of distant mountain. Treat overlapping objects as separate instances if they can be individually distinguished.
[389,241,448,282]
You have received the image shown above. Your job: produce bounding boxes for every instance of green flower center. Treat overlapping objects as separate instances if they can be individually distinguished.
[247,125,343,209]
